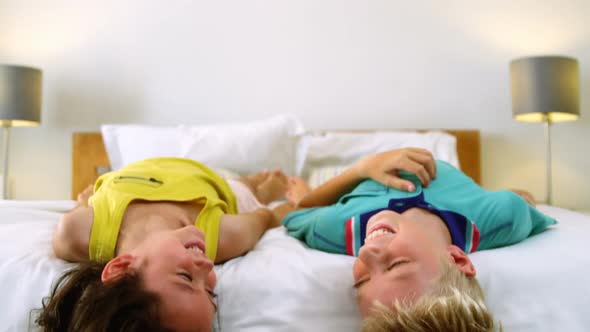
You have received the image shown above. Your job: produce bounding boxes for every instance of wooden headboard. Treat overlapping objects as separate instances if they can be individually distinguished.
[72,130,481,199]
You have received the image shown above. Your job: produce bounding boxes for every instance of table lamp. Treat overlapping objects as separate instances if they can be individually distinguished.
[0,65,42,199]
[510,55,580,205]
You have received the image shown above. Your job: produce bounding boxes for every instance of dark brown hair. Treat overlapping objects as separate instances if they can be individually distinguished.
[35,261,172,332]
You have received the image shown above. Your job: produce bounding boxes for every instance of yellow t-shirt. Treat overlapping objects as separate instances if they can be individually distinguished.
[88,157,237,262]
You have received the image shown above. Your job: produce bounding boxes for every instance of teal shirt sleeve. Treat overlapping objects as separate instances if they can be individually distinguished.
[421,161,558,250]
[282,206,348,253]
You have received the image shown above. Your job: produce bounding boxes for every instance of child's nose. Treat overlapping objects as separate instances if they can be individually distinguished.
[358,242,389,270]
[193,257,214,271]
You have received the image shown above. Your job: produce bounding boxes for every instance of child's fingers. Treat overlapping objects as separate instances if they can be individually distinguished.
[408,151,437,180]
[376,174,415,192]
[396,157,431,187]
[272,169,288,184]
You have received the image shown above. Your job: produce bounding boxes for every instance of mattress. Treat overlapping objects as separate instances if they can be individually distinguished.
[1,201,589,331]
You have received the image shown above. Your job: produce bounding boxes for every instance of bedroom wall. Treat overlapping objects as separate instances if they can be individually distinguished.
[0,0,589,210]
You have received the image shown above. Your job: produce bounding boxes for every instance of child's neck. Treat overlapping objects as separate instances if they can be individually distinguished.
[431,214,453,245]
[405,207,453,246]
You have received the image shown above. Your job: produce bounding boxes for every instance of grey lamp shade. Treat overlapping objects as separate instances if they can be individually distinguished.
[0,65,42,127]
[510,56,579,123]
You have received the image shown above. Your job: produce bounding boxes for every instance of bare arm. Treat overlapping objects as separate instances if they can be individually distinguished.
[298,148,437,208]
[52,204,93,262]
[215,208,276,264]
[297,167,366,208]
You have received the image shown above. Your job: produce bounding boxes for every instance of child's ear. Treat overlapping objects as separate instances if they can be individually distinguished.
[446,245,476,277]
[101,254,135,284]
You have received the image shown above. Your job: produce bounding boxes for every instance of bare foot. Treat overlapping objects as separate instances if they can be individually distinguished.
[255,170,289,204]
[77,184,94,206]
[286,177,311,206]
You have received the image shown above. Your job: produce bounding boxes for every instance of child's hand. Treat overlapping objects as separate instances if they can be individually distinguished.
[269,202,297,228]
[255,169,289,205]
[353,148,436,192]
[286,177,311,206]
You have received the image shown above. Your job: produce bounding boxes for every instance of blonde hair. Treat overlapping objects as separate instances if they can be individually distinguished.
[361,261,501,332]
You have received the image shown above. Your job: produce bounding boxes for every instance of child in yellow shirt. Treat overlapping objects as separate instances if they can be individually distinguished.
[37,157,292,332]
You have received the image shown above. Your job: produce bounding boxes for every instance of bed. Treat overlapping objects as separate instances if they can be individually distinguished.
[1,115,589,332]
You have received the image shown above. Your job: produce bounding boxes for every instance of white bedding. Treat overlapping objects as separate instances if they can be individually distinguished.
[1,201,589,332]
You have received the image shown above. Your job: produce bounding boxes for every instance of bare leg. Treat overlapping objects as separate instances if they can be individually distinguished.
[286,177,312,206]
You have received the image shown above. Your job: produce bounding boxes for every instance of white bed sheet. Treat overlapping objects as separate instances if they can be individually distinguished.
[1,202,589,332]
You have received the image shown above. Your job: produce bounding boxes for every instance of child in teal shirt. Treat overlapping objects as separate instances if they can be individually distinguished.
[284,160,554,256]
[281,148,555,330]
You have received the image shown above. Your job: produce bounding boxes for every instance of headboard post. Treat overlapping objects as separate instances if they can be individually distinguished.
[72,133,109,200]
[445,130,481,184]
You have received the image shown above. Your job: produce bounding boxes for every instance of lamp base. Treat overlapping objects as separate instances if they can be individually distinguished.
[1,126,9,200]
[544,119,553,206]
[0,175,9,200]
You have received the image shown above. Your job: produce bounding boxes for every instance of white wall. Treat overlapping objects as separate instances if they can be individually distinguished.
[0,0,589,209]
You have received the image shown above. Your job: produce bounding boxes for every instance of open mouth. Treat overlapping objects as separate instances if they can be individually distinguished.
[185,241,206,255]
[365,224,396,242]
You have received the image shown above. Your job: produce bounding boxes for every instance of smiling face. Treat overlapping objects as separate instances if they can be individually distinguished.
[352,208,474,318]
[113,225,218,332]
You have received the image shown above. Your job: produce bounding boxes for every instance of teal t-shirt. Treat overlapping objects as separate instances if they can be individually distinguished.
[282,161,557,256]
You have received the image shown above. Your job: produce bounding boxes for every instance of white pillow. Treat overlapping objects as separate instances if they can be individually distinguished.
[180,114,304,175]
[300,131,459,182]
[307,164,351,189]
[101,114,305,175]
[101,125,183,170]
